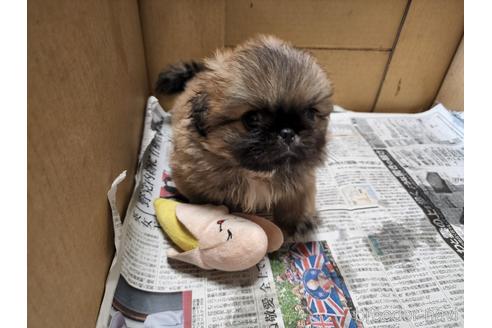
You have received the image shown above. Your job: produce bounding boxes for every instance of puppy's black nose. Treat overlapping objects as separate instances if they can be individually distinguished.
[279,128,295,144]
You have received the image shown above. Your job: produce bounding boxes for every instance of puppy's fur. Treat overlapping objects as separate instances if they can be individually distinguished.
[156,36,333,234]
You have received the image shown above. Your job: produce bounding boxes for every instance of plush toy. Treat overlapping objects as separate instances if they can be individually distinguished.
[154,199,284,271]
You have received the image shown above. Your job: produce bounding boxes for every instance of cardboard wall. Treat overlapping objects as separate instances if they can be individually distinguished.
[140,0,463,113]
[374,0,464,112]
[436,37,464,111]
[28,0,148,327]
[139,0,226,93]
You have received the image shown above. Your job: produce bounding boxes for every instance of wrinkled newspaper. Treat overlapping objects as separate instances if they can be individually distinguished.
[97,97,464,328]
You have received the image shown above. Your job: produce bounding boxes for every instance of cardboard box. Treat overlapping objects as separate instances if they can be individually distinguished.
[27,0,463,326]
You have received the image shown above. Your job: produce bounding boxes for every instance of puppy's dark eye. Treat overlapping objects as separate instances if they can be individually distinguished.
[242,111,262,129]
[305,107,318,121]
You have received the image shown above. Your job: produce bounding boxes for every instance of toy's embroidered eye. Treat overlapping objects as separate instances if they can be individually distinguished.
[227,229,232,241]
[217,219,225,232]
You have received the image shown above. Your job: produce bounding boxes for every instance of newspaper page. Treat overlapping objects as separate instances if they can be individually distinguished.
[97,98,463,328]
[309,105,464,327]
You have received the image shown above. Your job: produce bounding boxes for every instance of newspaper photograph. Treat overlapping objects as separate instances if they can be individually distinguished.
[96,97,463,328]
[269,241,362,327]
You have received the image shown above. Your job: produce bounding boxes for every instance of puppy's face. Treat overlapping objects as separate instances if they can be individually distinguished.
[231,101,330,172]
[190,36,332,173]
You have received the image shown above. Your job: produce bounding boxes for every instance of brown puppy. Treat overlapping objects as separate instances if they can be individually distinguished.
[155,36,333,234]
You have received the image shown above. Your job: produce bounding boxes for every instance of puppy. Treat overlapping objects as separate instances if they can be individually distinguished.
[155,36,333,234]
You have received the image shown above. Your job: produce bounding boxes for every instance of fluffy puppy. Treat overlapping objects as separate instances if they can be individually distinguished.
[155,36,333,234]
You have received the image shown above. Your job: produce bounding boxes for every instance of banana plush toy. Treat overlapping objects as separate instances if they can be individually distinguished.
[154,199,284,271]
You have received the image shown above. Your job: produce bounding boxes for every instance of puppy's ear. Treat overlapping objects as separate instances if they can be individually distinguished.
[189,92,209,137]
[155,61,205,94]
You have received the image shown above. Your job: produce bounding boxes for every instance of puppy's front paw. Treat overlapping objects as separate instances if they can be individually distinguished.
[275,214,319,236]
[274,189,318,236]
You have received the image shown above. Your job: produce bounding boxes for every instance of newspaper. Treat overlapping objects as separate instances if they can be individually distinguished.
[96,97,464,328]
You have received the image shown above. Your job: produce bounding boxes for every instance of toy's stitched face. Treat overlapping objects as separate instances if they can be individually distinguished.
[210,216,255,246]
[216,219,234,242]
